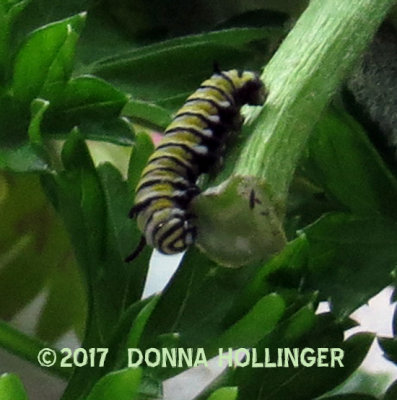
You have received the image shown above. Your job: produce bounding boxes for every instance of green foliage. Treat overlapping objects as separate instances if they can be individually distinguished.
[87,27,282,111]
[303,213,397,318]
[0,0,396,400]
[206,387,238,400]
[232,329,374,400]
[0,373,27,400]
[303,109,397,219]
[12,13,85,105]
[0,174,85,341]
[85,368,142,400]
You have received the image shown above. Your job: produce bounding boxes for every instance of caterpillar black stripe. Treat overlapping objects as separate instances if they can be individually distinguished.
[126,69,266,261]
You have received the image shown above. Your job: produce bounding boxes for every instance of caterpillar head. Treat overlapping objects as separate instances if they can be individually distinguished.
[150,210,196,255]
[234,70,267,106]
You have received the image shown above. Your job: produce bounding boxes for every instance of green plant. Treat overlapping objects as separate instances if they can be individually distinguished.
[1,0,397,399]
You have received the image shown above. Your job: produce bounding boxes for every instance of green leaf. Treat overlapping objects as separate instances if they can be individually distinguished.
[243,210,397,323]
[281,304,317,342]
[303,213,397,318]
[96,162,151,303]
[211,293,285,350]
[276,331,375,400]
[0,0,31,81]
[40,132,145,397]
[76,118,134,146]
[28,98,49,144]
[11,0,89,45]
[206,387,238,400]
[127,296,160,348]
[229,305,317,399]
[0,321,71,379]
[0,0,31,19]
[42,129,150,348]
[378,336,397,365]
[127,131,154,197]
[86,368,142,400]
[43,76,131,143]
[234,237,309,319]
[326,366,392,397]
[107,297,159,370]
[47,131,110,326]
[122,99,171,131]
[304,108,397,219]
[0,96,51,171]
[12,13,86,104]
[234,317,373,400]
[284,171,342,238]
[143,249,260,348]
[88,28,281,109]
[60,127,88,165]
[53,74,127,112]
[140,249,280,383]
[58,136,110,295]
[0,373,27,400]
[96,162,135,257]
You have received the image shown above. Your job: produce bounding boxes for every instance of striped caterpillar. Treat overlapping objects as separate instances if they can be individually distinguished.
[126,68,266,261]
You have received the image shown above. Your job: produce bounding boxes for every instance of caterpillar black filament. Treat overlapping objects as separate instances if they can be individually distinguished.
[126,69,266,261]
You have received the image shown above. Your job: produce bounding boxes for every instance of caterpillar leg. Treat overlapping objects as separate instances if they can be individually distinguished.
[125,235,147,263]
[185,184,200,198]
[128,204,139,219]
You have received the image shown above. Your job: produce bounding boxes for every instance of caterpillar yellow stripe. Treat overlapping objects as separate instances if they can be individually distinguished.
[126,69,266,261]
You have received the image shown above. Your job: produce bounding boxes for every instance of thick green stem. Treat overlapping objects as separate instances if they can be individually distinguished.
[195,0,395,267]
[235,0,395,204]
[0,321,71,379]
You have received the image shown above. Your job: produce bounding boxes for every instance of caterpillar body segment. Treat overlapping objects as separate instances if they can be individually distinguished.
[127,69,266,259]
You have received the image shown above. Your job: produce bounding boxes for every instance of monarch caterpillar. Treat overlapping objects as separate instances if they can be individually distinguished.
[126,68,266,261]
